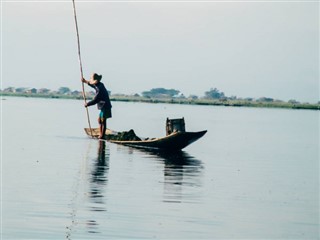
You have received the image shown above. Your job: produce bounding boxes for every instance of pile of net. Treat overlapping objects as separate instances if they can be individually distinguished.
[107,129,141,141]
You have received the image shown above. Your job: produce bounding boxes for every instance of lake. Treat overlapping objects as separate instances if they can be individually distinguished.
[1,97,319,239]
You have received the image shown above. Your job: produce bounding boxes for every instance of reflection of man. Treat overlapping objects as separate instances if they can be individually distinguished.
[91,141,109,184]
[98,141,106,165]
[86,141,109,234]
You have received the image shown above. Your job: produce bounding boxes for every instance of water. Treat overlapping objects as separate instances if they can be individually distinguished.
[1,97,319,239]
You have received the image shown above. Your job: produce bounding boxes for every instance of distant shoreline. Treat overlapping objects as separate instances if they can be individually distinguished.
[1,92,319,110]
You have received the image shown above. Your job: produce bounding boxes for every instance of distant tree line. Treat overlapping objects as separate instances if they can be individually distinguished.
[142,88,180,98]
[1,86,318,105]
[139,87,307,104]
[204,88,225,99]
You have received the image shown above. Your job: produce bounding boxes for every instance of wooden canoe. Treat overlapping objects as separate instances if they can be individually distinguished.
[84,128,207,151]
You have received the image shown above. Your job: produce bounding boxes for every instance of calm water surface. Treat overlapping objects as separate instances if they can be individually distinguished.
[1,97,319,239]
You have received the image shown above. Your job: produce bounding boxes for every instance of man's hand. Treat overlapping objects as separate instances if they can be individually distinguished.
[81,78,87,84]
[84,102,88,108]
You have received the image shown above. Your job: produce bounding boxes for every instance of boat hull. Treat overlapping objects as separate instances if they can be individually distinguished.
[84,128,207,151]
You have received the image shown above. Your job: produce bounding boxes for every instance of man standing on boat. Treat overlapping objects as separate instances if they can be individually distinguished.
[82,73,112,139]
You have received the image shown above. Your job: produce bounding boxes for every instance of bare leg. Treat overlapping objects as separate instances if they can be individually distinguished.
[98,117,107,139]
[101,118,106,139]
[98,117,103,139]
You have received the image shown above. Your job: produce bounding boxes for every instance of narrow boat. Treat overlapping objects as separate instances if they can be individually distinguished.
[84,118,207,151]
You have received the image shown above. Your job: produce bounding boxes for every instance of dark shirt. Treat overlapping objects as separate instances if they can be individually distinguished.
[87,82,112,110]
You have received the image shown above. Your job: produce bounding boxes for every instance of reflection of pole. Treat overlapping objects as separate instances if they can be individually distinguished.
[71,0,93,137]
[66,140,92,239]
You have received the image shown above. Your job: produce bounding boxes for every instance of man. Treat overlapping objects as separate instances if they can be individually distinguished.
[82,73,112,139]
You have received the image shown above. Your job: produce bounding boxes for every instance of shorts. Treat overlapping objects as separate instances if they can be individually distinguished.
[99,108,112,120]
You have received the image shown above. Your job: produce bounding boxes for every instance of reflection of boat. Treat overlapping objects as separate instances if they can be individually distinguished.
[85,117,207,151]
[136,148,203,203]
[144,149,202,165]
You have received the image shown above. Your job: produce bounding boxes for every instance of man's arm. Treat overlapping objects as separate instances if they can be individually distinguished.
[81,78,97,89]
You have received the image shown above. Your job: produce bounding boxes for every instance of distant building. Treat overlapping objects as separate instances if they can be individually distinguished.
[173,93,186,99]
[3,87,15,93]
[229,96,237,100]
[38,88,51,94]
[15,87,28,93]
[188,95,198,100]
[26,88,37,94]
[71,90,82,96]
[219,97,228,101]
[257,97,274,102]
[85,91,95,97]
[288,99,300,104]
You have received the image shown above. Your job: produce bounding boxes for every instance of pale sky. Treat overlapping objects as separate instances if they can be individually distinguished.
[1,0,319,103]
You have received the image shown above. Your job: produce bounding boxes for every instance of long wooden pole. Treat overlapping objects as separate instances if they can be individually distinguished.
[72,0,93,137]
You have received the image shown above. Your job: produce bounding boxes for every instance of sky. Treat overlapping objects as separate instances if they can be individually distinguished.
[1,0,319,103]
